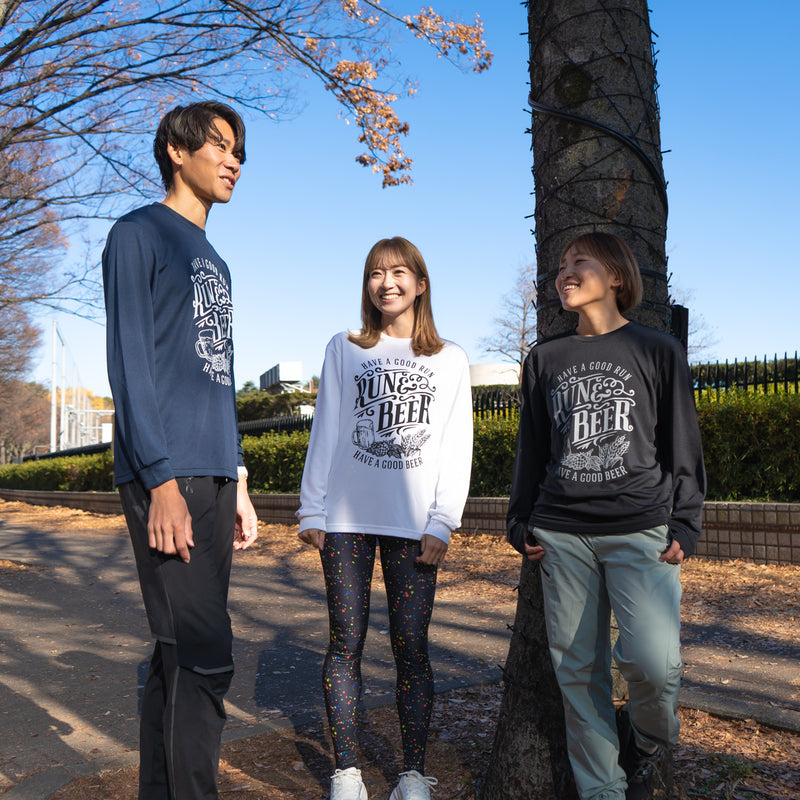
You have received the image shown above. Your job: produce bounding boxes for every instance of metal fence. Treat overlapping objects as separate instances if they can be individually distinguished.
[22,355,799,463]
[472,386,520,419]
[693,353,799,394]
[237,414,314,436]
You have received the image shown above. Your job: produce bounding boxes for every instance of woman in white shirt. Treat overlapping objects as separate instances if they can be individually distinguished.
[297,237,473,800]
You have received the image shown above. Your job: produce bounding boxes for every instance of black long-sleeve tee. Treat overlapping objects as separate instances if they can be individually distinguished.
[507,322,706,557]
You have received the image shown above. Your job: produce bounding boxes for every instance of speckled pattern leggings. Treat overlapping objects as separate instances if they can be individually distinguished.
[320,533,438,772]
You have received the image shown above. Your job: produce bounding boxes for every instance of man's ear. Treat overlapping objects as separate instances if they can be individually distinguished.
[166,141,184,169]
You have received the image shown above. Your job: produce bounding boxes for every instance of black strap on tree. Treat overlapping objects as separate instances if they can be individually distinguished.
[527,92,669,214]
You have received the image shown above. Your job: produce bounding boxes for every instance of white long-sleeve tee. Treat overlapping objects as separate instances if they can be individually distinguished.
[297,332,473,544]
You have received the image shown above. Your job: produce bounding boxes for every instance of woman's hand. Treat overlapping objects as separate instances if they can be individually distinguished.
[299,527,326,551]
[659,538,685,565]
[524,540,546,561]
[416,534,448,566]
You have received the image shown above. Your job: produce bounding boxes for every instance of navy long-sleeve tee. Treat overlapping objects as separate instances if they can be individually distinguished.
[103,203,241,488]
[507,321,706,557]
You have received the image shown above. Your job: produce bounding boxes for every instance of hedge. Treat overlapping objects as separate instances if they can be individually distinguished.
[696,390,800,501]
[242,430,310,494]
[0,449,114,491]
[2,394,799,501]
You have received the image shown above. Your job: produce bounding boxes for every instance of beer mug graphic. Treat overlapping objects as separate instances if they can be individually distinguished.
[352,419,375,448]
[195,330,232,375]
[195,329,215,361]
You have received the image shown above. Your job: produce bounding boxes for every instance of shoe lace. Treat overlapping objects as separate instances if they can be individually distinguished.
[332,768,360,778]
[331,768,362,787]
[399,770,438,799]
[629,752,660,785]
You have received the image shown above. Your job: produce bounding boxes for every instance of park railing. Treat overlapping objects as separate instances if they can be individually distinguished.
[472,386,520,419]
[23,353,800,464]
[692,353,799,396]
[237,413,314,436]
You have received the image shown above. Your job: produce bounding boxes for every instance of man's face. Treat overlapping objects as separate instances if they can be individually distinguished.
[172,117,241,206]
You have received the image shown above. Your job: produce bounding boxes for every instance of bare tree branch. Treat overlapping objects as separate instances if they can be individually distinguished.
[0,0,492,322]
[478,263,537,382]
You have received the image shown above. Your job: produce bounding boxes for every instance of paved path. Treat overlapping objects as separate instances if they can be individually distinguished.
[0,516,797,799]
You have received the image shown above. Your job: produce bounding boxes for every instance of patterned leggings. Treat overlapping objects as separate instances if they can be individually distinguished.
[321,533,438,772]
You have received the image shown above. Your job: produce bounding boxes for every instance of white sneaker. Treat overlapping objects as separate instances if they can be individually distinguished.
[330,767,368,800]
[388,770,438,800]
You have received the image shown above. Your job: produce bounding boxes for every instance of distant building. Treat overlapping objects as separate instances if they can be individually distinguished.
[259,362,304,394]
[469,363,519,387]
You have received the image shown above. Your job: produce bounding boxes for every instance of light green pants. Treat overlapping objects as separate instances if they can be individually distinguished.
[534,526,682,800]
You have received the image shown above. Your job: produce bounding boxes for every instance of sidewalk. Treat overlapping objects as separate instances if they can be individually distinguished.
[0,514,797,799]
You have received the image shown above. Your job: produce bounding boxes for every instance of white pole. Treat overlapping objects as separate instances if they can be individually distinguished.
[50,320,58,452]
[70,361,77,448]
[59,339,67,450]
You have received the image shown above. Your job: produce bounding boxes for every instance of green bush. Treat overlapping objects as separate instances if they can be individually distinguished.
[0,449,114,491]
[240,417,518,496]
[236,389,316,422]
[3,393,800,502]
[242,430,310,493]
[471,414,519,496]
[696,391,800,501]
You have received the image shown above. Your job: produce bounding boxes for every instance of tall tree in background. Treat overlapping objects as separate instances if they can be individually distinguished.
[0,380,50,462]
[0,0,491,312]
[482,2,669,798]
[0,305,44,462]
[479,263,537,382]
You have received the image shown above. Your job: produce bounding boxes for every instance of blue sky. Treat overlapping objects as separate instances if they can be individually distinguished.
[37,1,800,396]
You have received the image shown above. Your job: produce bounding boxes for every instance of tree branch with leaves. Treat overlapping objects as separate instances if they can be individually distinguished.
[0,0,491,314]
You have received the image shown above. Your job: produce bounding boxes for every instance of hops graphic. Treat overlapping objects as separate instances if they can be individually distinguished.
[367,440,404,458]
[562,450,589,470]
[367,441,390,457]
[562,435,629,473]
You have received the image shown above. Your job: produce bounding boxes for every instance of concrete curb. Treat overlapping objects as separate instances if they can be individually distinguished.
[679,688,800,734]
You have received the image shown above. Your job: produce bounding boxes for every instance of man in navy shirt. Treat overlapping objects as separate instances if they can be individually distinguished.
[103,101,258,800]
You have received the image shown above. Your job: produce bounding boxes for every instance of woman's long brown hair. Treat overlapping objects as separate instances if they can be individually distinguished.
[348,237,444,356]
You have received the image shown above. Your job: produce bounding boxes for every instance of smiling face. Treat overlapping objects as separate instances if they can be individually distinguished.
[556,244,621,315]
[367,253,426,332]
[169,117,241,208]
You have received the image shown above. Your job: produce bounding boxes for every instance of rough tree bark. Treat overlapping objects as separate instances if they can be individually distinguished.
[482,1,671,798]
[530,0,669,339]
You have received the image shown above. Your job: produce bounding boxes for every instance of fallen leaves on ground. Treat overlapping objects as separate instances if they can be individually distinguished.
[2,500,798,800]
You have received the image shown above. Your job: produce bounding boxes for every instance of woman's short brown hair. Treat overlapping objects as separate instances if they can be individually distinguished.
[560,232,643,312]
[348,237,444,356]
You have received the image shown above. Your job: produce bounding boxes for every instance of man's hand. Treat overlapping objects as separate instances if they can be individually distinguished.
[234,479,258,550]
[299,528,325,551]
[416,534,448,566]
[148,479,193,563]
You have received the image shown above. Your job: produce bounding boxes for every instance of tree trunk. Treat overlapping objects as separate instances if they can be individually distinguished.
[530,0,668,338]
[481,559,578,800]
[482,1,670,798]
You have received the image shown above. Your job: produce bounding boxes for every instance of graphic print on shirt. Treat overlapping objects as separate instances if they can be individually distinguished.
[551,360,636,483]
[191,257,233,386]
[351,358,435,470]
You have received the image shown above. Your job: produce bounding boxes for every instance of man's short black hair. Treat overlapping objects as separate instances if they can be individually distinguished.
[154,101,246,190]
